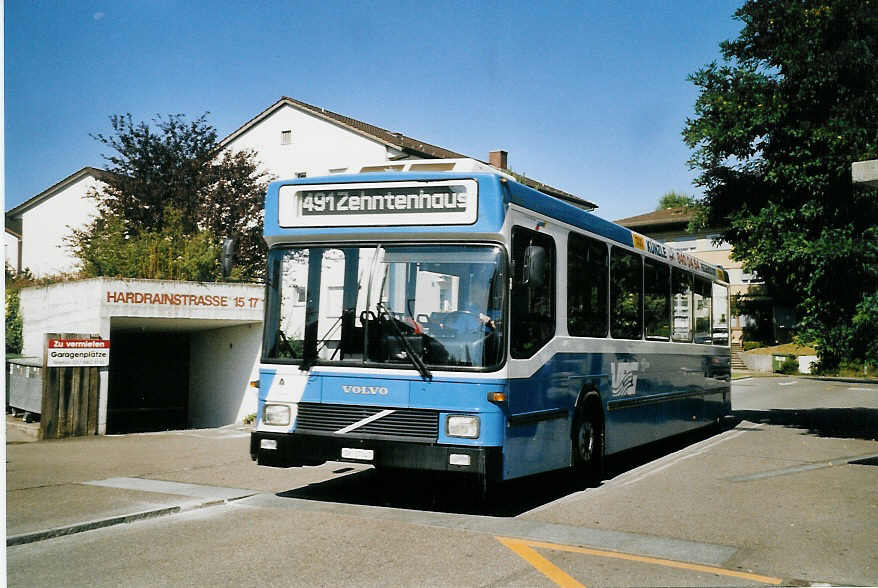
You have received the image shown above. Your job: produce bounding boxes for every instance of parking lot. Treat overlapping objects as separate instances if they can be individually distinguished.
[7,376,878,587]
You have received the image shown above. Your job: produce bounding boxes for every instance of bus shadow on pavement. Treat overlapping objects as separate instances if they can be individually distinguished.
[274,425,730,517]
[275,467,583,517]
[733,408,878,440]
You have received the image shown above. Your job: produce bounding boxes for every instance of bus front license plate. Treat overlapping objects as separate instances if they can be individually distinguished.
[341,448,374,461]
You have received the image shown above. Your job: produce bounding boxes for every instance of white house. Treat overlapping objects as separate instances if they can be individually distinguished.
[5,167,109,276]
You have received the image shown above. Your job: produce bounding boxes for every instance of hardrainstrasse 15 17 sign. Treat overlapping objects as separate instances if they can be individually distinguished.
[47,339,111,367]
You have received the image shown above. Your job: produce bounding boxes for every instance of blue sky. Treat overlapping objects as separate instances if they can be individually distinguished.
[5,0,742,221]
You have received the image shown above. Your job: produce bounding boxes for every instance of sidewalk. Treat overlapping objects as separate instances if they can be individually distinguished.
[4,422,308,544]
[5,415,40,444]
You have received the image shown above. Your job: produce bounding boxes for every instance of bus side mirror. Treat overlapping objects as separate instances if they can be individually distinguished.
[221,238,235,278]
[522,245,546,288]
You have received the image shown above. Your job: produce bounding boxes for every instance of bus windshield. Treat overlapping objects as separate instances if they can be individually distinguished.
[263,244,506,371]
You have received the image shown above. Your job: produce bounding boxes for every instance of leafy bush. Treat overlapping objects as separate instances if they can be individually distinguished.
[778,356,799,375]
[814,360,877,378]
[71,207,225,281]
[5,288,23,355]
[852,292,878,369]
[742,341,765,352]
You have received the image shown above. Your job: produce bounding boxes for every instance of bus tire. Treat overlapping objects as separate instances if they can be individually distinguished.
[572,401,602,484]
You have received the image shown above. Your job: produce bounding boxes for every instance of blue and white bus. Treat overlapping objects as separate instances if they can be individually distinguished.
[250,159,731,488]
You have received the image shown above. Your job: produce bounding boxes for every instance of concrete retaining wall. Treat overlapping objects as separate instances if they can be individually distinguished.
[740,352,819,374]
[741,353,773,373]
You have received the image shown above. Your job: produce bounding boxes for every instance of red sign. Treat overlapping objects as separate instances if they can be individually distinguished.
[47,339,111,367]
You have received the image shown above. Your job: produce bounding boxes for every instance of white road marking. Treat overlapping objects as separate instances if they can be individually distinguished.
[84,477,256,500]
[848,387,873,392]
[615,424,762,488]
[778,381,798,387]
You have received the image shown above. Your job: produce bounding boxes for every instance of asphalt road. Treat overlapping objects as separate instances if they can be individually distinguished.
[7,376,878,587]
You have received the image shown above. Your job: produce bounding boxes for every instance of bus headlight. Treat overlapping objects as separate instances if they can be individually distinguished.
[447,415,480,439]
[263,404,291,426]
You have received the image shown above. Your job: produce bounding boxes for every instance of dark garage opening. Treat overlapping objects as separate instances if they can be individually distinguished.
[108,331,190,434]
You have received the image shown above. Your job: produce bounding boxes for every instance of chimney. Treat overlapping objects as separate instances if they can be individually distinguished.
[489,150,508,170]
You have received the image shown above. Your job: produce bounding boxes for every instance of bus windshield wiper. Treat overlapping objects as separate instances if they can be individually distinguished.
[376,301,432,381]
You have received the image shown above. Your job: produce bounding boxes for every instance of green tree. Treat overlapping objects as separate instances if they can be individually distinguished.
[72,113,271,280]
[72,207,224,281]
[656,191,696,210]
[683,0,878,368]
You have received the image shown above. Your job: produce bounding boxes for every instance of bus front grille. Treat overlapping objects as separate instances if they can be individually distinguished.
[295,403,439,441]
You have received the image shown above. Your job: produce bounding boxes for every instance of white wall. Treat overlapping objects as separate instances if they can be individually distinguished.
[188,323,262,427]
[223,103,391,180]
[5,231,20,272]
[20,174,102,276]
[19,279,108,356]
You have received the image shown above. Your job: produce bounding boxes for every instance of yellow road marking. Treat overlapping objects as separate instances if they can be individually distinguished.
[502,537,784,585]
[496,537,586,588]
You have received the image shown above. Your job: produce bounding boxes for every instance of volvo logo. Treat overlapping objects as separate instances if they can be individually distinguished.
[343,385,389,396]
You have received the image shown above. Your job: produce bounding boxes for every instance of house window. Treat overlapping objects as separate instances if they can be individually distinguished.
[281,130,292,145]
[293,285,306,305]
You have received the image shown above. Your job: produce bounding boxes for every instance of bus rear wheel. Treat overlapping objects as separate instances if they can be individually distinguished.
[572,405,602,484]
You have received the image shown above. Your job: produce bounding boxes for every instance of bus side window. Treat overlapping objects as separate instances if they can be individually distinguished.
[511,227,556,358]
[644,258,671,341]
[567,232,608,338]
[712,283,729,346]
[693,277,713,344]
[672,268,693,342]
[610,247,643,340]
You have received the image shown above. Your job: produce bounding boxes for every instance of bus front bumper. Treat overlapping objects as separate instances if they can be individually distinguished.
[250,431,502,478]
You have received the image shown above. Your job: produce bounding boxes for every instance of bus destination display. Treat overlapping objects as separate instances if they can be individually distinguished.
[278,180,478,227]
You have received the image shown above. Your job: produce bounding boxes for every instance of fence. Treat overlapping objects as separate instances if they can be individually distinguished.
[40,365,100,438]
[5,332,103,439]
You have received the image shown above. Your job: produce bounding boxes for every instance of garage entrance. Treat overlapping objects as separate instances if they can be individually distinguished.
[107,331,190,434]
[17,277,266,434]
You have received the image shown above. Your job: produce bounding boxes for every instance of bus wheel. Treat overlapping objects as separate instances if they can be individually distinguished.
[573,405,601,484]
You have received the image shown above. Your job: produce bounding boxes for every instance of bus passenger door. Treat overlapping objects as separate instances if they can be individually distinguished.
[505,226,570,479]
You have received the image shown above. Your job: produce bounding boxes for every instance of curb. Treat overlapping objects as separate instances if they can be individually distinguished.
[7,495,251,547]
[803,375,878,385]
